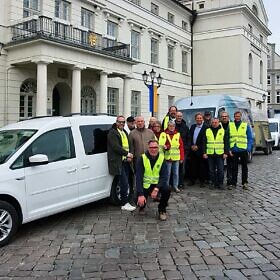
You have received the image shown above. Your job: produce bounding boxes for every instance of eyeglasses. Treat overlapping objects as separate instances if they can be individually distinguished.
[149,146,159,149]
[117,121,125,124]
[221,116,228,118]
[153,125,160,128]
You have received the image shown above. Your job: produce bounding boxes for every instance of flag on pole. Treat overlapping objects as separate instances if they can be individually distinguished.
[148,85,153,113]
[153,86,158,113]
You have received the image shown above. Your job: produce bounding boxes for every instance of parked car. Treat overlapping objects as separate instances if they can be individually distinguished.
[268,118,280,149]
[0,115,125,246]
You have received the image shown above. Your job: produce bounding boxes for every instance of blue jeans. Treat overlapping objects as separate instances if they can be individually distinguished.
[208,156,224,186]
[166,161,179,188]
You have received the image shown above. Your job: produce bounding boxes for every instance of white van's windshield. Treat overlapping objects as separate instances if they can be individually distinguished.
[0,130,37,164]
[181,107,216,127]
[269,122,278,133]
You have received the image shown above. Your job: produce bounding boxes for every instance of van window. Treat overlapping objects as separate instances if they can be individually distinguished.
[11,128,75,169]
[181,107,216,126]
[269,122,278,132]
[79,124,111,155]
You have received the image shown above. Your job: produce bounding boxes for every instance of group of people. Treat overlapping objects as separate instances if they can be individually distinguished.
[107,106,253,221]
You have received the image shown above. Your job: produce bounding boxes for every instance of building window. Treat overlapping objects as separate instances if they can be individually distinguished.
[131,30,140,59]
[168,45,174,69]
[55,0,70,21]
[81,8,94,30]
[267,75,271,85]
[107,88,119,115]
[259,34,263,43]
[151,3,159,15]
[81,86,96,114]
[182,21,188,31]
[19,79,36,120]
[260,61,263,84]
[182,51,188,73]
[249,53,253,80]
[168,12,174,24]
[277,75,280,84]
[151,38,159,65]
[277,91,280,104]
[107,20,118,38]
[23,0,40,17]
[129,0,140,5]
[267,91,271,104]
[131,91,141,116]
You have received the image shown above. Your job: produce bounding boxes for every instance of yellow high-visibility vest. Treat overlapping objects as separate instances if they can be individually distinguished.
[117,128,129,160]
[206,127,225,155]
[158,132,180,160]
[142,153,164,189]
[229,122,247,149]
[163,116,169,130]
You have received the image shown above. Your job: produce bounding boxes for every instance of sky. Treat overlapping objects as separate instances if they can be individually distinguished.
[262,0,280,54]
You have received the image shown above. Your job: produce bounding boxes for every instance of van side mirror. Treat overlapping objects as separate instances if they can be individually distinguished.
[29,154,49,166]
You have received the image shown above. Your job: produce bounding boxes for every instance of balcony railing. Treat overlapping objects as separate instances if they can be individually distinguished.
[10,16,131,60]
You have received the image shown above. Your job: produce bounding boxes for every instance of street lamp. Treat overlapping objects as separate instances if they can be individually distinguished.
[256,93,267,106]
[142,69,163,116]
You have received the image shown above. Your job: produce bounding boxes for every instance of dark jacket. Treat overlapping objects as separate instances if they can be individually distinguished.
[202,124,230,155]
[175,119,191,155]
[136,151,168,195]
[107,125,131,176]
[189,123,208,157]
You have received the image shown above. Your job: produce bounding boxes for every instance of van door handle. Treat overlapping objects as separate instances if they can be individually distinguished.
[16,177,25,180]
[67,168,77,173]
[81,165,90,170]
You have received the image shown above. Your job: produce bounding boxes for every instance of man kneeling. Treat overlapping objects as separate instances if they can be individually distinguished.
[136,139,171,221]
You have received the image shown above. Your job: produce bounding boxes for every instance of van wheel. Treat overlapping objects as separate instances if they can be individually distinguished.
[0,201,19,247]
[110,176,122,206]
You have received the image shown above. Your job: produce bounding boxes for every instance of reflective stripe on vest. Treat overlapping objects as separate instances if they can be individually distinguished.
[163,116,169,130]
[229,122,248,149]
[117,128,129,160]
[159,132,180,160]
[206,127,225,155]
[142,153,165,189]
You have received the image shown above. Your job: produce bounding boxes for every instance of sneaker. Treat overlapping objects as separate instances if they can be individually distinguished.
[121,203,136,211]
[227,184,235,190]
[242,183,248,190]
[174,187,180,193]
[159,212,167,221]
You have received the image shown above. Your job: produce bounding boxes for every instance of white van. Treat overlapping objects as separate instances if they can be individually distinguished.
[268,118,280,149]
[0,115,124,246]
[174,94,255,160]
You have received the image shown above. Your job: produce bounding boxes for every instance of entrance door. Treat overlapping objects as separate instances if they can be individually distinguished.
[52,87,60,116]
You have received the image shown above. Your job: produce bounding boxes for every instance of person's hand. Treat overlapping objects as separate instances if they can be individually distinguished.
[229,151,233,157]
[203,153,208,159]
[127,152,133,159]
[180,160,183,164]
[151,188,159,199]
[191,145,198,151]
[223,153,228,159]
[137,196,146,207]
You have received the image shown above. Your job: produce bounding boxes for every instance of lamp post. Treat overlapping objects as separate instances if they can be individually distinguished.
[142,69,163,117]
[256,93,267,106]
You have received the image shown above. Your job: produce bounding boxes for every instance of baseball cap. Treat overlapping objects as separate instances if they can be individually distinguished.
[126,116,135,122]
[204,111,211,116]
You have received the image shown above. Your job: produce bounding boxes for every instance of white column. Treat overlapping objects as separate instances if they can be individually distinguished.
[100,71,108,114]
[123,77,131,117]
[36,62,48,116]
[71,67,81,114]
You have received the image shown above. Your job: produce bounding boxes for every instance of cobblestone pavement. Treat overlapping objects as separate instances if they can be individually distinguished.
[0,151,280,280]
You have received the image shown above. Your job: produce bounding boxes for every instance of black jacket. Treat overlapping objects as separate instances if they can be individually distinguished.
[107,125,132,176]
[189,123,208,156]
[175,119,191,155]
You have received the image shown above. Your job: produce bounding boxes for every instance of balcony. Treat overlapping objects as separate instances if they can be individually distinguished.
[10,16,131,61]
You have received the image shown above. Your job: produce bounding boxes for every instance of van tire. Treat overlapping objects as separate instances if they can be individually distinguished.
[110,176,122,206]
[0,201,19,247]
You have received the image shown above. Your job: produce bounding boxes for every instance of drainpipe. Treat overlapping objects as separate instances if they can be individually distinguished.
[5,66,14,125]
[190,1,197,99]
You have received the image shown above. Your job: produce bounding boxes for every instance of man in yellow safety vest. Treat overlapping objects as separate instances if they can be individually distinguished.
[136,139,170,221]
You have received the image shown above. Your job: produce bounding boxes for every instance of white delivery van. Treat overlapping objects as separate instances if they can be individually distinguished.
[268,118,280,149]
[174,94,255,160]
[0,115,125,246]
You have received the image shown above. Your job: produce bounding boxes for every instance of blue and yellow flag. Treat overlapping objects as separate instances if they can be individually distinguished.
[148,85,158,113]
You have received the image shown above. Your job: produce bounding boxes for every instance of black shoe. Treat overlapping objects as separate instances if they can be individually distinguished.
[200,182,205,188]
[187,181,195,186]
[178,184,184,188]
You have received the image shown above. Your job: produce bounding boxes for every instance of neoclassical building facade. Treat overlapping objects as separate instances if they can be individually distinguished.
[0,0,271,126]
